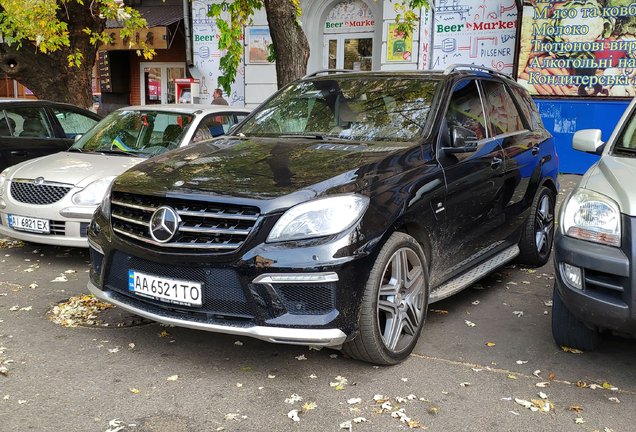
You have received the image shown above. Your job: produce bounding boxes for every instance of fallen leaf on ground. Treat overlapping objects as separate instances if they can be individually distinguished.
[353,417,367,423]
[347,398,361,404]
[465,320,476,327]
[485,342,495,347]
[561,346,584,354]
[533,370,541,377]
[515,398,533,408]
[460,382,470,387]
[158,331,169,337]
[303,402,317,411]
[549,373,555,381]
[234,341,243,346]
[472,300,480,305]
[129,388,140,393]
[608,397,620,403]
[538,392,547,399]
[516,360,528,364]
[330,354,338,359]
[536,382,549,388]
[295,355,307,361]
[575,418,585,424]
[167,375,178,381]
[513,311,524,317]
[589,384,602,390]
[430,309,448,314]
[507,375,517,379]
[285,394,302,404]
[288,410,300,422]
[569,406,583,413]
[51,276,68,283]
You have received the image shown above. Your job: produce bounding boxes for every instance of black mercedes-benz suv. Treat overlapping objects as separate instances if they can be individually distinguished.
[87,66,558,364]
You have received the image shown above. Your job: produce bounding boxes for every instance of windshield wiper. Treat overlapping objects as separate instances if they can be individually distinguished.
[279,134,326,140]
[93,149,138,156]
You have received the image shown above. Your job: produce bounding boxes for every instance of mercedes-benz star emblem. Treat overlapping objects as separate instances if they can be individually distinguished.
[149,206,181,243]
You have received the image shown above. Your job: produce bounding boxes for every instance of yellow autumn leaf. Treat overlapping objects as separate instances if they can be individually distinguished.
[158,331,169,337]
[129,388,140,393]
[602,382,614,389]
[485,342,495,347]
[302,402,317,411]
[507,375,517,379]
[561,346,583,354]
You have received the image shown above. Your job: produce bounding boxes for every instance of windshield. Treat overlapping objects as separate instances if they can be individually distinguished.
[236,76,438,142]
[71,110,194,156]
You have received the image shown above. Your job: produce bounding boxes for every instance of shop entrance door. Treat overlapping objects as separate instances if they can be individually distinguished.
[324,34,373,71]
[140,62,185,105]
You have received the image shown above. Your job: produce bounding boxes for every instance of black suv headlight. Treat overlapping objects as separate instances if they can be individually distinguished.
[267,194,369,242]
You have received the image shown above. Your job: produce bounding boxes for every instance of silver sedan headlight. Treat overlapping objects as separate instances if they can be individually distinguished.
[0,168,10,196]
[562,188,621,247]
[267,195,369,242]
[71,176,117,206]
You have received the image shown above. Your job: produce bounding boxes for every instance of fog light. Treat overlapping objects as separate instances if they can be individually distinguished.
[560,263,582,290]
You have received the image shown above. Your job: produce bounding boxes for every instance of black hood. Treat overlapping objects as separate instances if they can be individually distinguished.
[113,137,420,207]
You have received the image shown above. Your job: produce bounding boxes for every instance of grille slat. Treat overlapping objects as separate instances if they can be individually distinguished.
[10,180,72,205]
[111,192,260,252]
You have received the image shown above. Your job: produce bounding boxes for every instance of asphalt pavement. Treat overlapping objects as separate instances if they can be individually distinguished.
[0,174,634,432]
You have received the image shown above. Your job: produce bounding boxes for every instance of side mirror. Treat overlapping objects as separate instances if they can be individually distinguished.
[444,126,478,154]
[573,129,605,155]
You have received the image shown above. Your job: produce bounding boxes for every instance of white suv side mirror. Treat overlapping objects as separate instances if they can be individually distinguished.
[572,129,605,155]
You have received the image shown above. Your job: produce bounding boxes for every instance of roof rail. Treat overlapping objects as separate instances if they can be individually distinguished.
[302,69,355,79]
[443,64,511,79]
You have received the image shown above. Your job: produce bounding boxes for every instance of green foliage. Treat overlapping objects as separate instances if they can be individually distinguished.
[0,0,153,67]
[209,0,429,92]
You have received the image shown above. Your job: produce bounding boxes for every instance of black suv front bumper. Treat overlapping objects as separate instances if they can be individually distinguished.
[553,214,636,335]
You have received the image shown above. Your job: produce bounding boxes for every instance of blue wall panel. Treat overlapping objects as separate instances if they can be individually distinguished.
[533,99,630,174]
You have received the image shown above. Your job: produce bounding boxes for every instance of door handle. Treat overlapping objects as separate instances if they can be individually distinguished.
[532,145,540,156]
[491,156,503,169]
[10,151,28,157]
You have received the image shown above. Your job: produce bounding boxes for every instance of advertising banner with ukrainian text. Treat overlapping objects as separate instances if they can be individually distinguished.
[518,0,636,97]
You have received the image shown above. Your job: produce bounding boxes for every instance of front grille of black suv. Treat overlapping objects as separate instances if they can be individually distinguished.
[10,180,72,205]
[110,192,260,252]
[106,251,253,318]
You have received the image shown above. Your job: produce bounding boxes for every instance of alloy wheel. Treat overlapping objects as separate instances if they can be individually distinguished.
[377,247,426,353]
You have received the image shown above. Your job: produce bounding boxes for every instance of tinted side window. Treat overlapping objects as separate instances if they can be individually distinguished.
[509,86,544,130]
[481,81,524,136]
[51,107,99,138]
[446,80,487,140]
[4,107,52,138]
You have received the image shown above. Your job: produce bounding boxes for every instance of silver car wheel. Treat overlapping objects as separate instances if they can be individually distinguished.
[377,247,426,352]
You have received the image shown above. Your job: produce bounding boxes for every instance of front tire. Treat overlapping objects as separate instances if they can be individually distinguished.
[517,186,555,266]
[342,232,429,365]
[552,284,601,351]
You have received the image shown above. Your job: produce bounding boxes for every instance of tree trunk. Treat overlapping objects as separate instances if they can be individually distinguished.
[0,2,103,109]
[263,0,310,89]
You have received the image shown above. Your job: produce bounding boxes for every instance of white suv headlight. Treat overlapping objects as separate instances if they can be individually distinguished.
[71,176,117,206]
[267,195,370,242]
[562,189,621,247]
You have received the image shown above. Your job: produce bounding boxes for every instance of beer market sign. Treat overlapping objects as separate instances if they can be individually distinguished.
[325,0,375,34]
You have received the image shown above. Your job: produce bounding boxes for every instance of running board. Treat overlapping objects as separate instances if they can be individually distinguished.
[429,245,520,303]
